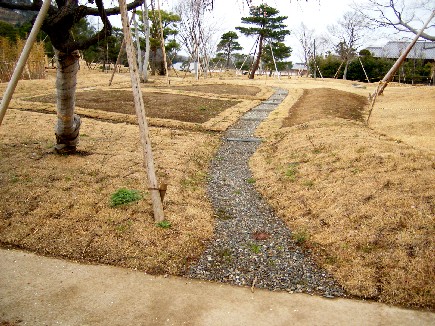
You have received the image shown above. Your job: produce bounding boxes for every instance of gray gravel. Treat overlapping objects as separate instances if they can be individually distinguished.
[186,88,345,297]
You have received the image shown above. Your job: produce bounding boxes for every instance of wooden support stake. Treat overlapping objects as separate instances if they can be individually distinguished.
[119,0,165,222]
[109,14,134,86]
[0,0,51,126]
[367,10,435,124]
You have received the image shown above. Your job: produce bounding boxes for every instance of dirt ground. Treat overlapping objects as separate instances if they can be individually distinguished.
[28,90,240,124]
[1,70,434,310]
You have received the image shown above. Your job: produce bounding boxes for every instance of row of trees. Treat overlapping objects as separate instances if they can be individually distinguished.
[294,0,434,80]
[309,50,433,84]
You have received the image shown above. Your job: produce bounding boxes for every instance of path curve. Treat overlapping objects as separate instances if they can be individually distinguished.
[187,88,344,297]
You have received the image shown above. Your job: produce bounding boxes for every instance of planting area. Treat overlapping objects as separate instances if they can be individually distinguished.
[0,70,434,310]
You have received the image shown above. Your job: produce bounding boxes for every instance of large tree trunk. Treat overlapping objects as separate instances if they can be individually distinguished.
[54,49,81,154]
[249,35,263,79]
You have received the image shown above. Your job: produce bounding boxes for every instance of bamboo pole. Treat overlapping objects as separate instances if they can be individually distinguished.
[109,39,126,86]
[358,55,370,83]
[367,10,435,123]
[0,0,51,126]
[119,0,165,222]
[334,60,344,79]
[109,14,135,86]
[269,42,280,80]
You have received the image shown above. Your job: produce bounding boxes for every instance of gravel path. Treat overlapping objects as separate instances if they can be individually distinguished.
[187,88,345,298]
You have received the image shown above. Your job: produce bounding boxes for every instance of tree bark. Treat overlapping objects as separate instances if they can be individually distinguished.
[249,35,263,80]
[54,49,81,154]
[133,12,143,82]
[142,0,150,82]
[343,59,349,80]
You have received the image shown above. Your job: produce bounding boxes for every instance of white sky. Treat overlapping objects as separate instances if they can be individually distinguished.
[107,0,434,63]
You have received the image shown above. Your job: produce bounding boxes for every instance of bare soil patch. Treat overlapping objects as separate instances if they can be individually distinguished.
[252,86,434,309]
[158,84,261,97]
[282,88,367,127]
[28,90,240,124]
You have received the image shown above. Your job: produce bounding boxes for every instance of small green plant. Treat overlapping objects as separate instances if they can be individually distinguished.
[248,243,261,254]
[303,180,314,188]
[246,177,256,184]
[217,248,232,262]
[110,188,142,207]
[285,163,299,181]
[292,230,309,244]
[115,221,132,233]
[198,106,207,111]
[156,220,172,229]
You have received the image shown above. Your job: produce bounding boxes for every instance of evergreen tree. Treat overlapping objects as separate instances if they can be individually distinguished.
[146,9,181,75]
[216,31,242,69]
[262,41,292,76]
[236,4,290,79]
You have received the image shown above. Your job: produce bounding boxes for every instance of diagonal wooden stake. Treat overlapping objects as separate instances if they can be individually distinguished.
[119,0,165,222]
[0,0,51,126]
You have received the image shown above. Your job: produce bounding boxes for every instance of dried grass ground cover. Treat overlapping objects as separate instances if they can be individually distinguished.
[0,109,219,274]
[251,87,434,309]
[0,71,264,276]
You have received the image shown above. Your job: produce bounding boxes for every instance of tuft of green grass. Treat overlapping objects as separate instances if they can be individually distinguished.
[303,180,314,188]
[247,177,256,184]
[285,163,299,181]
[292,230,309,245]
[248,243,261,254]
[110,188,142,207]
[156,220,172,229]
[198,106,207,111]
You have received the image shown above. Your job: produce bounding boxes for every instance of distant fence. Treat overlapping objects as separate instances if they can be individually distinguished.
[0,37,46,82]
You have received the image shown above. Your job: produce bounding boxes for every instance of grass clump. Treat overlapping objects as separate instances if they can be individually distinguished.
[247,177,256,184]
[292,230,309,244]
[110,188,142,207]
[285,163,299,181]
[156,220,172,229]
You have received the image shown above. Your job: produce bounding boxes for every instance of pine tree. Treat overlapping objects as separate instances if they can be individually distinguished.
[236,4,290,79]
[216,31,242,69]
[262,41,292,76]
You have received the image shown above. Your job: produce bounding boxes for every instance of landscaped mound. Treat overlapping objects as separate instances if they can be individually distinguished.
[251,88,434,309]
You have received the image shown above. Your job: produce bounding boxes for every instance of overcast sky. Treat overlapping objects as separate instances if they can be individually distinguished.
[108,0,434,63]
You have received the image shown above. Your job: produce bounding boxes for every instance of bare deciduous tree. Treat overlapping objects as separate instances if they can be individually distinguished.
[328,11,367,80]
[294,23,314,76]
[175,0,219,78]
[356,0,434,41]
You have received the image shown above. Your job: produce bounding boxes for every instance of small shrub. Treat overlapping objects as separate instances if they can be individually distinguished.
[110,188,142,207]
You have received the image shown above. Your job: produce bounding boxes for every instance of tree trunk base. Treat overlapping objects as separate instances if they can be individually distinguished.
[54,114,81,154]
